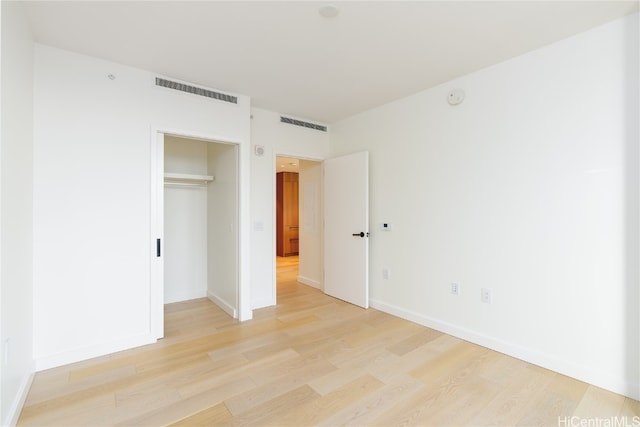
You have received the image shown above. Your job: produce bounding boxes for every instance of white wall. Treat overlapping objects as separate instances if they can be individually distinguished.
[250,108,330,308]
[32,45,251,369]
[298,160,323,289]
[330,13,639,399]
[164,137,208,304]
[207,143,238,316]
[1,2,35,425]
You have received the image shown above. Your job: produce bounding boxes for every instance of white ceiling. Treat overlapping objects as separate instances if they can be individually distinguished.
[24,1,638,124]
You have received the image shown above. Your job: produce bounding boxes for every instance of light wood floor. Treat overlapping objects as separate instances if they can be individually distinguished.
[19,256,639,426]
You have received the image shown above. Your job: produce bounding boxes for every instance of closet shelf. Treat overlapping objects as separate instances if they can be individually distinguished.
[164,173,215,185]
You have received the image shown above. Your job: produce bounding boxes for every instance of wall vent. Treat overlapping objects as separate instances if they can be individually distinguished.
[155,77,237,104]
[280,116,327,132]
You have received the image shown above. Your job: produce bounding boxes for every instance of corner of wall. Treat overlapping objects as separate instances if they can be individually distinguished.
[1,1,35,424]
[3,362,35,427]
[207,291,237,318]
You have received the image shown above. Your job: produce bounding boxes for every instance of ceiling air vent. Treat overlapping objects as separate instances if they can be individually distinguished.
[155,77,237,104]
[280,116,327,132]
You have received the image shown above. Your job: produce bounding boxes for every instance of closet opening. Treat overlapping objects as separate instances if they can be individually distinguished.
[151,133,239,339]
[275,156,323,301]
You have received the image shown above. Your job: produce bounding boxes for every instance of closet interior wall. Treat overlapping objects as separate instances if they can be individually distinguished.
[164,136,238,315]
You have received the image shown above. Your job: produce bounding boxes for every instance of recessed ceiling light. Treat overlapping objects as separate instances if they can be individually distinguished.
[289,163,297,166]
[318,4,339,18]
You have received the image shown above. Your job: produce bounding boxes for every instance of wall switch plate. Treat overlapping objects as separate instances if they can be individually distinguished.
[382,268,390,280]
[380,223,393,231]
[481,288,492,304]
[450,283,459,295]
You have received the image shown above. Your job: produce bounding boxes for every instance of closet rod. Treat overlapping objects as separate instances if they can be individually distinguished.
[164,172,214,182]
[164,181,209,188]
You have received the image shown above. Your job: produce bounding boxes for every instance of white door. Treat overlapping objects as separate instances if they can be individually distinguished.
[323,151,369,308]
[150,132,165,339]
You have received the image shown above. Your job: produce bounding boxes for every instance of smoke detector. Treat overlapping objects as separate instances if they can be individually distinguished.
[447,89,465,106]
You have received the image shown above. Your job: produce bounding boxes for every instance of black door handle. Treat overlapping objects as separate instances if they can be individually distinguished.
[156,238,161,257]
[352,232,365,237]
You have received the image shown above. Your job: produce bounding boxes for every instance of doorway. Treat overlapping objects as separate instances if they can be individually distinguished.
[275,156,323,300]
[151,131,240,339]
[273,151,370,309]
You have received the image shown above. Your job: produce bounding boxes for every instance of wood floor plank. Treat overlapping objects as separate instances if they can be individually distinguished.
[370,341,496,426]
[177,349,298,399]
[572,386,626,419]
[516,391,580,427]
[409,341,488,385]
[273,374,384,426]
[115,382,181,410]
[470,363,557,426]
[418,376,502,426]
[226,385,320,427]
[18,393,116,426]
[369,334,460,384]
[118,377,255,427]
[309,349,398,395]
[167,402,232,426]
[317,374,425,427]
[25,364,135,407]
[386,327,444,356]
[620,397,640,417]
[225,357,337,415]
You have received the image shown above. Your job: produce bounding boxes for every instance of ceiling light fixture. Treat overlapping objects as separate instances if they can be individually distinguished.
[318,4,339,18]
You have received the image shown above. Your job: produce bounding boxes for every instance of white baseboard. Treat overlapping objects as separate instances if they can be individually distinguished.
[35,333,156,372]
[297,275,321,289]
[251,296,275,310]
[208,291,237,318]
[4,362,35,427]
[165,290,207,305]
[370,298,640,401]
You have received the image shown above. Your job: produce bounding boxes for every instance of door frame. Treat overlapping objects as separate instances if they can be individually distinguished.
[150,127,249,340]
[272,151,325,306]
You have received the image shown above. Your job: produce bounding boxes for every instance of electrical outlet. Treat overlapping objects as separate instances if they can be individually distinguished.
[450,283,459,296]
[481,288,492,304]
[382,268,390,280]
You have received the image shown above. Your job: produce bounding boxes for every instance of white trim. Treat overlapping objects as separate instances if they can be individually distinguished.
[149,130,164,339]
[5,362,35,427]
[370,298,640,400]
[297,275,320,289]
[208,291,237,318]
[152,127,243,147]
[275,152,326,164]
[35,333,155,372]
[151,126,251,334]
[273,151,326,307]
[251,296,276,310]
